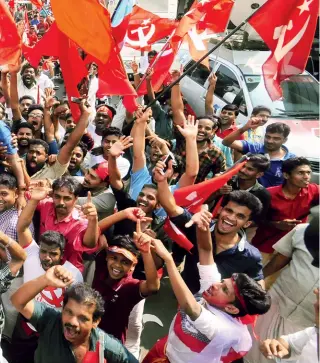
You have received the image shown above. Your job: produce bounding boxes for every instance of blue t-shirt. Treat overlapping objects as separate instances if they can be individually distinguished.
[241,140,296,188]
[0,121,16,155]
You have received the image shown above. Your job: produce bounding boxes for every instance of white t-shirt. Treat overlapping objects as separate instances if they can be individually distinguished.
[24,240,83,309]
[89,154,130,179]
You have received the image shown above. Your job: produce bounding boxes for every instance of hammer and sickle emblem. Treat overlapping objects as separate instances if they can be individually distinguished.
[125,24,156,48]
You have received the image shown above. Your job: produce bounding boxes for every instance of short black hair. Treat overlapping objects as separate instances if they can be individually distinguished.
[196,114,220,129]
[29,139,49,154]
[16,122,35,134]
[21,63,36,76]
[148,50,158,57]
[27,104,44,117]
[251,105,271,116]
[109,235,141,259]
[247,154,270,173]
[75,141,88,159]
[52,176,82,197]
[0,173,17,190]
[19,95,36,104]
[222,190,262,222]
[142,183,158,192]
[232,273,271,317]
[63,283,105,322]
[266,122,290,138]
[222,104,239,116]
[282,157,311,175]
[101,126,123,141]
[39,231,66,253]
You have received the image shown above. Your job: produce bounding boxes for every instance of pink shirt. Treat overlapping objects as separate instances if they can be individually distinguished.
[37,198,98,272]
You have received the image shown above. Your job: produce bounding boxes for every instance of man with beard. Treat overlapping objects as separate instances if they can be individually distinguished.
[155,163,265,293]
[9,204,83,363]
[16,122,35,158]
[11,268,138,363]
[26,99,91,180]
[223,120,296,187]
[80,162,109,197]
[18,95,36,121]
[17,63,44,104]
[22,177,100,273]
[87,104,116,147]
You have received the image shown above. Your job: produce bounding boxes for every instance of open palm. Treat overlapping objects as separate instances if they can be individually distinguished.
[109,136,133,158]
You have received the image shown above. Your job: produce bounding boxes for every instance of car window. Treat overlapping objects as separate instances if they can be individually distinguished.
[184,60,211,86]
[214,64,247,115]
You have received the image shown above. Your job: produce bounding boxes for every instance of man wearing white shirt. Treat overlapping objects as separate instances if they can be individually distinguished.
[17,64,45,105]
[10,197,83,363]
[143,206,271,363]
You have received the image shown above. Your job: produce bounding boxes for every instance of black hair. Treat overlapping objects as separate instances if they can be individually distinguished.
[232,273,271,317]
[108,235,141,259]
[52,176,82,197]
[196,114,221,129]
[20,63,36,76]
[19,95,36,104]
[266,122,291,138]
[251,105,271,116]
[74,141,88,159]
[222,190,262,222]
[142,183,158,192]
[247,154,270,173]
[65,113,73,120]
[101,126,123,141]
[148,50,158,57]
[29,139,49,154]
[16,122,35,134]
[63,283,105,322]
[222,104,239,116]
[39,230,66,253]
[0,173,17,190]
[27,104,44,117]
[282,157,311,175]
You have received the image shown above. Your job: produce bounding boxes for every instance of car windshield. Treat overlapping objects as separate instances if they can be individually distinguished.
[245,74,319,118]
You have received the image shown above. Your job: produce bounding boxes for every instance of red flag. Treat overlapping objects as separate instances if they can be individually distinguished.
[174,159,248,214]
[249,0,319,100]
[0,0,21,66]
[163,218,194,252]
[30,0,43,9]
[23,23,87,120]
[124,6,178,51]
[51,0,113,63]
[137,39,180,95]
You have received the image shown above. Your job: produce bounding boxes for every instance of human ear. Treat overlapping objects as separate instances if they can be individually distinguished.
[224,304,240,315]
[92,317,101,329]
[243,220,252,229]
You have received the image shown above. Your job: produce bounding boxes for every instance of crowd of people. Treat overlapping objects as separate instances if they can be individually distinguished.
[0,4,319,363]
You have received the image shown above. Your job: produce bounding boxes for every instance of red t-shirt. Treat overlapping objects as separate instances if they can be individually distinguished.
[252,184,319,253]
[216,125,244,140]
[27,32,38,46]
[37,22,49,33]
[92,250,144,343]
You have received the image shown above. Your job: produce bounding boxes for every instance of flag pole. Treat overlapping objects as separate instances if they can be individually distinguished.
[111,0,124,22]
[144,9,261,111]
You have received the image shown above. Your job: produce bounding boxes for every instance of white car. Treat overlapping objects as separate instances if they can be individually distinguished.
[178,46,320,182]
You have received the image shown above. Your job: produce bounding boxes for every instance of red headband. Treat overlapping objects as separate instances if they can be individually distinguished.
[231,276,248,313]
[97,106,112,120]
[93,162,109,182]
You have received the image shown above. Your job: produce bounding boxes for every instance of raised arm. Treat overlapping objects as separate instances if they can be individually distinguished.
[9,63,23,122]
[0,230,27,276]
[171,71,186,127]
[81,192,99,248]
[1,69,11,108]
[57,99,91,165]
[222,118,262,151]
[131,107,152,173]
[205,73,217,116]
[153,161,184,217]
[11,265,73,320]
[130,58,141,90]
[263,253,291,278]
[134,220,160,296]
[151,238,201,320]
[108,136,133,190]
[146,68,155,102]
[175,115,199,187]
[43,89,56,143]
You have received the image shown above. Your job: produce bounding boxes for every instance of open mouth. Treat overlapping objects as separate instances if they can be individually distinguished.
[137,201,148,207]
[111,268,122,277]
[29,161,37,168]
[64,326,79,340]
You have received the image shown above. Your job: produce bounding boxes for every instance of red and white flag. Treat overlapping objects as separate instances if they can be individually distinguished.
[124,6,178,51]
[249,0,319,100]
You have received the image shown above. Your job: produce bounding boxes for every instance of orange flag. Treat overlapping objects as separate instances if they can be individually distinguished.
[50,0,113,63]
[0,0,21,66]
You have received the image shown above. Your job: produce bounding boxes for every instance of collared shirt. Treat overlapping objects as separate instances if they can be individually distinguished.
[37,198,98,272]
[214,135,234,168]
[252,184,319,253]
[29,302,138,363]
[241,141,296,187]
[17,77,44,104]
[270,224,319,328]
[93,253,143,343]
[0,207,34,242]
[170,210,263,294]
[216,125,244,140]
[0,263,16,335]
[30,158,69,180]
